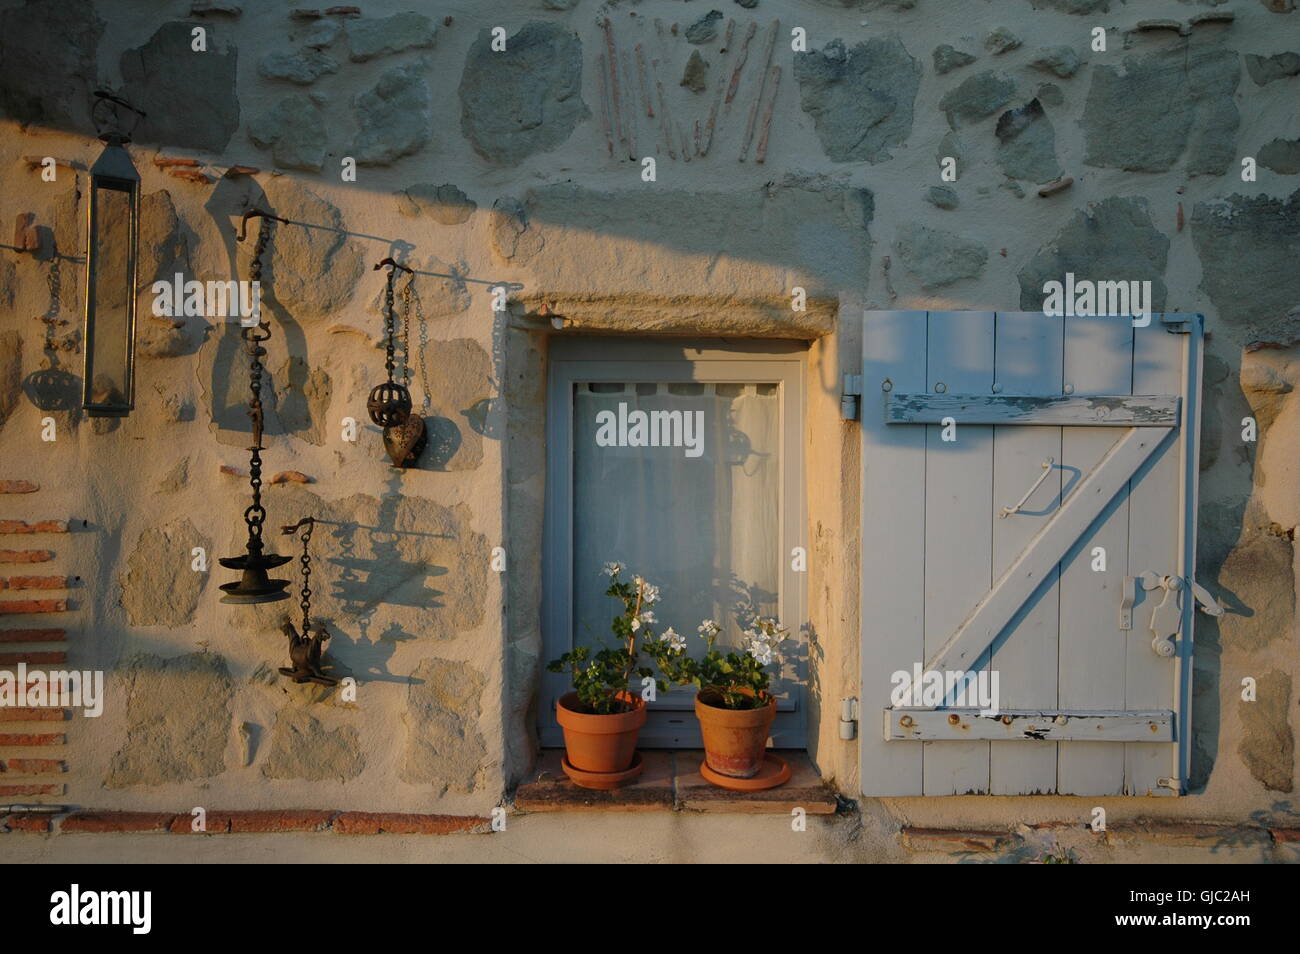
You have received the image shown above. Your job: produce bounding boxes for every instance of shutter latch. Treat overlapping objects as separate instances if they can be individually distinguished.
[1130,573,1224,657]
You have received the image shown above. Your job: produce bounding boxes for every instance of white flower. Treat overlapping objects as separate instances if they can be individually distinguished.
[659,628,686,653]
[639,610,657,625]
[640,583,660,604]
[630,617,641,631]
[603,562,623,577]
[698,619,720,636]
[748,642,773,665]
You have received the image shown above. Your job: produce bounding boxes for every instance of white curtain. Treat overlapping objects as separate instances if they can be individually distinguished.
[572,381,780,672]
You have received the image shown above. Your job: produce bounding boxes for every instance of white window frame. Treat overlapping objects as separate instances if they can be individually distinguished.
[541,337,808,748]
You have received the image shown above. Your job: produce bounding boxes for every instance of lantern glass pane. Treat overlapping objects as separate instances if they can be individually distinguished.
[88,183,134,410]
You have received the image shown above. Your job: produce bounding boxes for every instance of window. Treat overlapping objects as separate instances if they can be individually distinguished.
[542,338,807,747]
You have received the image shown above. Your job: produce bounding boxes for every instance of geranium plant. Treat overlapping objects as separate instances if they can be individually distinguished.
[646,615,789,709]
[546,563,667,715]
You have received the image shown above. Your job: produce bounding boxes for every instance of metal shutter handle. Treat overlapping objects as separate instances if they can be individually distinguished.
[999,457,1055,518]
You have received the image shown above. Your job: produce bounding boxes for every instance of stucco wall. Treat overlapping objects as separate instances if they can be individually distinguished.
[0,0,1297,859]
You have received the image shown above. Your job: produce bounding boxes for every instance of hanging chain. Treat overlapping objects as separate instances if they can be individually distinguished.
[382,265,397,384]
[400,275,411,387]
[240,218,274,556]
[45,255,61,320]
[403,275,431,410]
[297,518,313,635]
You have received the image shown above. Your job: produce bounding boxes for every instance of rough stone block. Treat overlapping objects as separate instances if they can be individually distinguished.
[1083,45,1240,175]
[1018,196,1169,311]
[262,709,365,782]
[121,22,240,153]
[105,652,233,788]
[794,37,920,162]
[352,65,431,165]
[894,224,988,289]
[118,518,210,628]
[346,12,436,61]
[401,658,488,794]
[1238,670,1294,792]
[459,22,588,166]
[1192,189,1300,342]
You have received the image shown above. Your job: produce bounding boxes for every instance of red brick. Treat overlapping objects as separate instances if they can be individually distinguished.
[0,551,55,564]
[0,577,69,590]
[0,784,63,796]
[152,157,202,168]
[0,599,67,615]
[0,481,38,494]
[167,812,234,834]
[1269,828,1300,844]
[0,651,66,665]
[0,629,65,642]
[0,521,68,535]
[227,810,336,833]
[901,826,1021,853]
[3,814,51,832]
[13,213,39,252]
[0,733,64,746]
[3,758,64,774]
[1103,821,1272,849]
[333,812,489,835]
[0,708,65,722]
[62,812,176,833]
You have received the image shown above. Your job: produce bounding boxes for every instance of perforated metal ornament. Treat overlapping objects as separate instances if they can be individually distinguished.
[367,380,412,427]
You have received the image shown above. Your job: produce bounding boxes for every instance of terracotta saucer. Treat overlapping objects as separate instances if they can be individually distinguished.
[700,753,791,791]
[561,751,644,790]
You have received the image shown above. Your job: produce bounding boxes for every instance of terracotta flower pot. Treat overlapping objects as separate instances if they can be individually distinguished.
[555,691,646,775]
[695,688,777,779]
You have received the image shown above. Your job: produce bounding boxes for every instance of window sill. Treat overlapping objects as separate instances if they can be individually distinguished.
[514,750,838,815]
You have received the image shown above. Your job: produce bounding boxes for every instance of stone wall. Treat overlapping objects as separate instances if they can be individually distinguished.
[0,0,1297,854]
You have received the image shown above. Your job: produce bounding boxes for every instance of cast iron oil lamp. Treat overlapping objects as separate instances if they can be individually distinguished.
[218,210,293,605]
[277,517,338,687]
[82,91,144,417]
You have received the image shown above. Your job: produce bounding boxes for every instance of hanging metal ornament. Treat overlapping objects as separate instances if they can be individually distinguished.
[277,517,337,687]
[218,210,293,604]
[367,260,414,427]
[370,259,427,468]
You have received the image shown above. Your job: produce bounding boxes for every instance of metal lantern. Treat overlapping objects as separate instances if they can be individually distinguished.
[82,92,144,418]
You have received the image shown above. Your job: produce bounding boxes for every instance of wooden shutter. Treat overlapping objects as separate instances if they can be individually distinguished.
[859,312,1205,796]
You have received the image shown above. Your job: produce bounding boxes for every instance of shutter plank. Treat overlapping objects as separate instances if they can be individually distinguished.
[860,311,928,796]
[989,312,1063,795]
[1124,325,1184,795]
[1058,318,1132,795]
[922,311,994,795]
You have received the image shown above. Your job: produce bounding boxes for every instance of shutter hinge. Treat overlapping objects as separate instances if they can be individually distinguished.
[1157,776,1183,794]
[840,374,863,421]
[1159,314,1202,335]
[839,697,859,740]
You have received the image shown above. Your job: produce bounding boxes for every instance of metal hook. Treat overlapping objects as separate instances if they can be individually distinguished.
[280,517,315,535]
[238,208,291,242]
[373,257,413,274]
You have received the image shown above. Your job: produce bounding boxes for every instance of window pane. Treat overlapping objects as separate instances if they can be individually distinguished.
[572,381,781,672]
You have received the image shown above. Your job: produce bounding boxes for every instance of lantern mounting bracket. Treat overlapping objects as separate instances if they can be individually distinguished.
[90,89,146,143]
[237,208,291,242]
[374,257,413,273]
